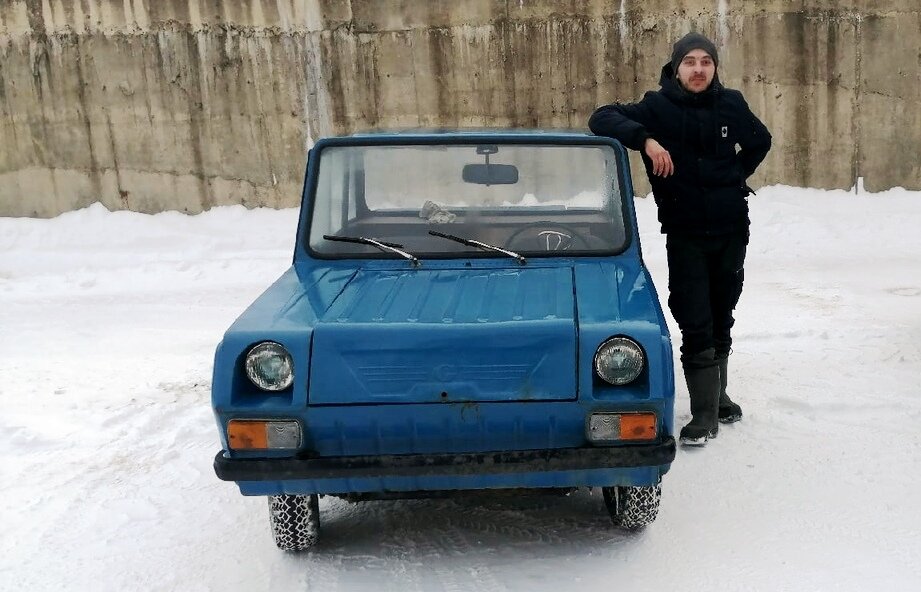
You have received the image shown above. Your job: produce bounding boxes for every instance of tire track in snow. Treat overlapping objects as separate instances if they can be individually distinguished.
[316,497,510,591]
[311,498,432,592]
[447,490,617,547]
[435,522,508,592]
[297,551,342,592]
[372,499,469,592]
[307,491,627,590]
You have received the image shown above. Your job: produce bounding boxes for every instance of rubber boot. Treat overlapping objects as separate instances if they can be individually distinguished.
[679,349,720,447]
[717,357,743,424]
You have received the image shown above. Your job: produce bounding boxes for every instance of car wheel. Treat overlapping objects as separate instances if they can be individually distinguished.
[601,484,661,531]
[268,494,320,551]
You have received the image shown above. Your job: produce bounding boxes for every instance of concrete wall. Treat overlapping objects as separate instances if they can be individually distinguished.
[0,0,317,216]
[1,1,919,217]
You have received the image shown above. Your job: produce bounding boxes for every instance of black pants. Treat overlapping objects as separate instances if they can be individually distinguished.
[666,232,747,366]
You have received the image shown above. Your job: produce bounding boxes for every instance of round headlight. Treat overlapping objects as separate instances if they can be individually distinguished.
[245,342,294,391]
[594,337,645,385]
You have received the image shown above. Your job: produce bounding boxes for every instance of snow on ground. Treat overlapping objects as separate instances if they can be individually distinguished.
[1,186,920,591]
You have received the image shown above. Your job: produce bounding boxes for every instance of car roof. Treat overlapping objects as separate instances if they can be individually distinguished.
[346,128,596,140]
[311,129,618,149]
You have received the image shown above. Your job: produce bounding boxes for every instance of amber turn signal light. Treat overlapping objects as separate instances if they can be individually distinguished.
[227,419,301,450]
[618,413,658,441]
[587,412,658,443]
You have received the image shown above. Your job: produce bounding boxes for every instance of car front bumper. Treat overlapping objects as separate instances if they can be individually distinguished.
[214,438,676,483]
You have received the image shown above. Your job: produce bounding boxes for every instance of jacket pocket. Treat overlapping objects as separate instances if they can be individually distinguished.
[698,156,743,188]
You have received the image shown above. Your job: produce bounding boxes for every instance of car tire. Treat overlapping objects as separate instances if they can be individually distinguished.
[601,484,661,531]
[268,494,320,551]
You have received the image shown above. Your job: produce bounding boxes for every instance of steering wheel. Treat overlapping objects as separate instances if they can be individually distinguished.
[503,222,593,252]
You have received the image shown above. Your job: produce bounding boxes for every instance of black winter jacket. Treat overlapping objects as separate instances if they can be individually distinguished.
[589,64,772,236]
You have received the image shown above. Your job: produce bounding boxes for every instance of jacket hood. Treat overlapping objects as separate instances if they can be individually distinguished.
[658,62,722,105]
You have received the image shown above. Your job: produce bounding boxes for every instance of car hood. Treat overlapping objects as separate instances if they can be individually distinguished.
[309,266,578,404]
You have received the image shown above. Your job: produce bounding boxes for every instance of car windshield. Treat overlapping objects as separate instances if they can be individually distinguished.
[307,142,628,258]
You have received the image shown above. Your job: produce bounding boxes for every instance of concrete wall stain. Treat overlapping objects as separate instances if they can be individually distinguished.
[1,0,920,217]
[73,35,102,206]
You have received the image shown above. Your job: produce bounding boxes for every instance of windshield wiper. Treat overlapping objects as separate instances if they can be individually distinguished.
[323,235,420,267]
[428,230,526,265]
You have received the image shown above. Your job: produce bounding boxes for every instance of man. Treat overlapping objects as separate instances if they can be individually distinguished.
[589,32,771,446]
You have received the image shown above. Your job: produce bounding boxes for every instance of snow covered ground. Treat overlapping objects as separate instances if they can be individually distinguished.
[1,186,920,591]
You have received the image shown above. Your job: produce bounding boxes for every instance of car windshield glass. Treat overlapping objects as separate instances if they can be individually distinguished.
[307,143,627,258]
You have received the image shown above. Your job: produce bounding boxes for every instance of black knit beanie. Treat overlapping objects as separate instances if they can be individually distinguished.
[671,32,719,72]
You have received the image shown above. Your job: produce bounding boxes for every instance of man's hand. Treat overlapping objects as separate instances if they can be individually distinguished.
[644,138,674,177]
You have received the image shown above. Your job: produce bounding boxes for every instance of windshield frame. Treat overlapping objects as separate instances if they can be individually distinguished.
[298,134,635,262]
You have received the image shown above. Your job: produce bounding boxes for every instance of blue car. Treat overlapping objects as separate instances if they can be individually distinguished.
[212,131,676,551]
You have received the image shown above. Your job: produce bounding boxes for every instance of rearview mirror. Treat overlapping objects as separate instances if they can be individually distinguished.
[462,164,519,185]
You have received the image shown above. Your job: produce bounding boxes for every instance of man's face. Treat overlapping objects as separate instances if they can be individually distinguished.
[676,49,715,93]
